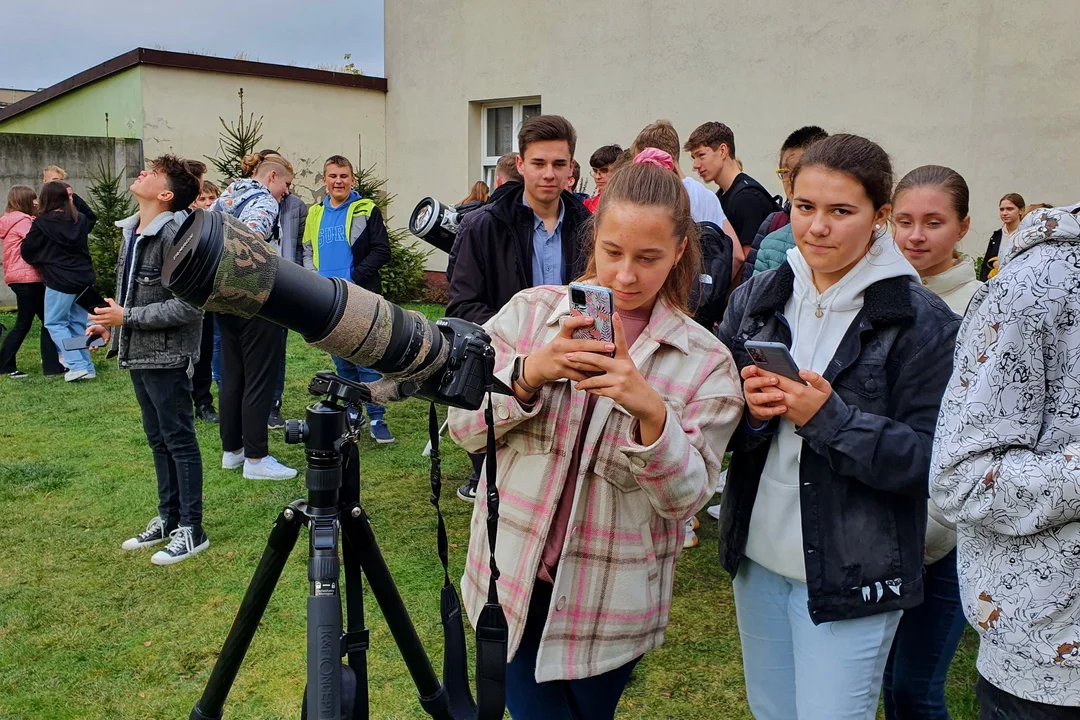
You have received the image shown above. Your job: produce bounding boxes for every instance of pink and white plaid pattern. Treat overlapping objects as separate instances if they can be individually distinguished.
[448,286,742,682]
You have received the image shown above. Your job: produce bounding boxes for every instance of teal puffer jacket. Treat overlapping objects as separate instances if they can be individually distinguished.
[752,224,794,276]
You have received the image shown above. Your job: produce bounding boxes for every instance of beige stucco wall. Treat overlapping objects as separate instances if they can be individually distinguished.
[140,66,387,205]
[386,0,1080,268]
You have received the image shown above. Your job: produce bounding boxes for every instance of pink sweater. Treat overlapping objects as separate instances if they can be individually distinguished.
[0,212,42,285]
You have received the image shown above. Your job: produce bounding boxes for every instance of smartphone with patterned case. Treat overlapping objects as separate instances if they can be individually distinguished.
[568,282,615,357]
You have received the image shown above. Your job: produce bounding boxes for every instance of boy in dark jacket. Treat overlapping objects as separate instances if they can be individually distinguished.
[87,155,207,566]
[446,115,591,501]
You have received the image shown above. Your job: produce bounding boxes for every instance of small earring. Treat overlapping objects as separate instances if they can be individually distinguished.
[874,224,881,230]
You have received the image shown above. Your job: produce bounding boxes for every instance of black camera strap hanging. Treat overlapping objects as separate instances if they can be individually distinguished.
[427,400,507,720]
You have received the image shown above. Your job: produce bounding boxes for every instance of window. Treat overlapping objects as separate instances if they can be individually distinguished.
[480,99,541,188]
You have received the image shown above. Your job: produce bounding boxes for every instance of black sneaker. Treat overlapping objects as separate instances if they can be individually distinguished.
[151,526,209,566]
[267,409,285,430]
[121,516,174,550]
[7,370,28,379]
[197,405,220,423]
[456,481,478,502]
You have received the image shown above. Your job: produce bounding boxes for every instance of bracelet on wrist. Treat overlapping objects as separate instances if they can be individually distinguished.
[514,355,543,395]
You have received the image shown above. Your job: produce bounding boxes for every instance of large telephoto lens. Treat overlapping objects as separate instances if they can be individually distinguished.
[162,209,448,385]
[164,210,344,342]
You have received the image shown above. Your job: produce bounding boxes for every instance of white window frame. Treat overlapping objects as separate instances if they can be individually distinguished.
[480,98,540,188]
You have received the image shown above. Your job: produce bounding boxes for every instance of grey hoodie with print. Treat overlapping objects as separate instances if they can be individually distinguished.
[931,207,1080,706]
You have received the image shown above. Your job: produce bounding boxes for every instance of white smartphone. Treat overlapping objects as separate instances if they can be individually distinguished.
[744,340,807,384]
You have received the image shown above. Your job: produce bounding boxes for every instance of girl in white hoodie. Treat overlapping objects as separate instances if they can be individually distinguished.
[716,134,960,720]
[883,165,980,719]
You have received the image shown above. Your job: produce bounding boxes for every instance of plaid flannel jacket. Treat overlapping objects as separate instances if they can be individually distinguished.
[448,285,742,682]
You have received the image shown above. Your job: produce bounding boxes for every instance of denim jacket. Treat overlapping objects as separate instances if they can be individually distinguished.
[716,262,960,623]
[107,212,203,373]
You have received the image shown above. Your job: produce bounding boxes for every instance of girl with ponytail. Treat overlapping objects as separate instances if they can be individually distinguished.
[447,150,741,719]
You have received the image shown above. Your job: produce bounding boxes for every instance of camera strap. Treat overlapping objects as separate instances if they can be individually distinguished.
[428,401,507,720]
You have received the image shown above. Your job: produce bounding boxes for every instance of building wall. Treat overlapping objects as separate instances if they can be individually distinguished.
[0,68,143,139]
[139,66,387,206]
[0,134,143,308]
[0,88,39,109]
[386,0,1080,266]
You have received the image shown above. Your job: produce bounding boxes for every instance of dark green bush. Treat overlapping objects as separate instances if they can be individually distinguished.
[86,158,134,297]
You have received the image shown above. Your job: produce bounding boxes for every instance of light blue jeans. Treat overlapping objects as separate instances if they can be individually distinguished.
[44,288,94,373]
[733,558,902,720]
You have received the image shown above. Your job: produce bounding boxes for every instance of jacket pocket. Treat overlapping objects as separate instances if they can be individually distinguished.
[834,362,888,412]
[135,265,162,286]
[591,405,639,493]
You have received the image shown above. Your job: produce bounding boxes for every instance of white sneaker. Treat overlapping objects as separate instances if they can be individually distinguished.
[243,456,297,480]
[64,368,92,382]
[707,504,722,520]
[221,450,244,470]
[683,528,699,549]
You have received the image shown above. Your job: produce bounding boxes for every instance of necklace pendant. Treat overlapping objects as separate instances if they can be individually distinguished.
[815,305,824,319]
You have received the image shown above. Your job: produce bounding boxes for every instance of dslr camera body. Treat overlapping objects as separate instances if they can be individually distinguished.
[410,317,498,409]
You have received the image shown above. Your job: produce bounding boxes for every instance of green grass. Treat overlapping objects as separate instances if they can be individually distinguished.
[0,308,980,718]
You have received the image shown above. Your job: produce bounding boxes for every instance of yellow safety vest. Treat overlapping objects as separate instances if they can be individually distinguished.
[303,197,376,272]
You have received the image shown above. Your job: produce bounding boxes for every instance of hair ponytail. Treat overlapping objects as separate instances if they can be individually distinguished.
[582,153,701,314]
[239,153,263,177]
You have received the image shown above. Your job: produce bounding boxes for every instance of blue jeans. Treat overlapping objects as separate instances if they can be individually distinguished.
[330,356,385,423]
[506,581,641,720]
[211,316,222,385]
[732,558,902,720]
[130,368,204,529]
[883,548,968,719]
[43,288,93,372]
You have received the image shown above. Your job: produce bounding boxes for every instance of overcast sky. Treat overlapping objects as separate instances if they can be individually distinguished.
[0,0,384,90]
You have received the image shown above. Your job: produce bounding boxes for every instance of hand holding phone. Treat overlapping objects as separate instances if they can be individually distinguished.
[742,341,836,427]
[744,341,806,384]
[61,335,106,351]
[568,282,615,359]
[75,286,108,314]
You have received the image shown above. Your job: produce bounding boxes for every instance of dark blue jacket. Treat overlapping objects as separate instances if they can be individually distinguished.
[716,261,960,624]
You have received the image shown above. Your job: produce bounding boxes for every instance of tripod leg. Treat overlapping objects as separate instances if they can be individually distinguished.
[306,513,342,720]
[190,505,304,720]
[344,507,455,720]
[340,507,369,719]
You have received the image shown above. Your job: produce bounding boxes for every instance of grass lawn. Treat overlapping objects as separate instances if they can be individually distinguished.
[0,306,981,719]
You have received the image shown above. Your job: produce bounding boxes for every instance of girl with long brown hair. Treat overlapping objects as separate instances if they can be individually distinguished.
[447,150,741,719]
[0,185,65,377]
[977,192,1025,281]
[459,180,490,206]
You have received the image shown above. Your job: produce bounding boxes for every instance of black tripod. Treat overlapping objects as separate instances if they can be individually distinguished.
[189,373,506,720]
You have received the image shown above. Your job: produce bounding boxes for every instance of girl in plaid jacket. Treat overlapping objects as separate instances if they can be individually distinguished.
[448,151,743,719]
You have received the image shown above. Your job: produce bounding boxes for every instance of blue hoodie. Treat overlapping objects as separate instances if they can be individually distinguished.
[317,189,361,280]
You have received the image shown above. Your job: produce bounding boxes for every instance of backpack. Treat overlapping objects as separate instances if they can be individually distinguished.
[690,221,735,331]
